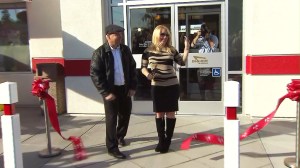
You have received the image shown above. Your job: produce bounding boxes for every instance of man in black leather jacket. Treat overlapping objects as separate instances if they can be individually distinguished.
[90,24,137,159]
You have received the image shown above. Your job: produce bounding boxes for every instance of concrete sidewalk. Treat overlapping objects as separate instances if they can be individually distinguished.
[0,107,296,168]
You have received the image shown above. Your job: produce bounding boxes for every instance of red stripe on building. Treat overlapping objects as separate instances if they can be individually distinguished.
[32,57,65,74]
[32,54,300,76]
[31,58,90,76]
[64,60,90,76]
[246,55,300,75]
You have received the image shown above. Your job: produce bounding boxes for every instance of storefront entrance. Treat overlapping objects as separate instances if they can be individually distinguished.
[127,1,226,115]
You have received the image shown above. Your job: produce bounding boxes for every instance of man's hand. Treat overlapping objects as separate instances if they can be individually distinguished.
[127,90,136,97]
[105,93,116,101]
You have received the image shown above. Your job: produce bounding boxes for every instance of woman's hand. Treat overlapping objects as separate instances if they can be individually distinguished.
[147,73,154,80]
[182,36,190,63]
[184,36,190,50]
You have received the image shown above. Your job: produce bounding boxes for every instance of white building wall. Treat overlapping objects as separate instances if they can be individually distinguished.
[60,0,107,114]
[60,0,104,59]
[27,0,63,58]
[243,0,300,117]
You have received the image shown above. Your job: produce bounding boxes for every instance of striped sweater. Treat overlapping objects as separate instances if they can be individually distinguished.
[141,49,185,86]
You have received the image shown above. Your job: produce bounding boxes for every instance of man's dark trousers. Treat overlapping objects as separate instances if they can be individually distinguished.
[103,85,132,152]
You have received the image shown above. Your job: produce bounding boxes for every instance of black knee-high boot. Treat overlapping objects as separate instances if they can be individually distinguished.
[161,118,176,153]
[155,117,165,152]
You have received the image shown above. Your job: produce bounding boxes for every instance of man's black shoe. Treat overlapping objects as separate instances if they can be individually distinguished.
[108,150,126,159]
[118,138,127,147]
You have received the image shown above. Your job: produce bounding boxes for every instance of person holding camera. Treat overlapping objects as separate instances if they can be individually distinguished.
[191,24,218,53]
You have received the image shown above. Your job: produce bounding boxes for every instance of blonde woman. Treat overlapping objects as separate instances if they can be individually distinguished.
[141,25,190,153]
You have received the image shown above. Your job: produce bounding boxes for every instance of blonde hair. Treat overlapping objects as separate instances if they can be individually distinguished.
[147,25,175,53]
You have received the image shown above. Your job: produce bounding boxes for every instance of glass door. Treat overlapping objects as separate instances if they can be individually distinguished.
[175,3,225,115]
[128,2,225,115]
[128,5,174,114]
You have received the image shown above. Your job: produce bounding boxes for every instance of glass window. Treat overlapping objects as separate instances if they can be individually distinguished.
[0,4,30,72]
[228,0,243,71]
[111,0,122,6]
[179,68,222,101]
[112,6,124,27]
[228,0,243,111]
[129,7,171,54]
[134,69,152,100]
[178,5,221,53]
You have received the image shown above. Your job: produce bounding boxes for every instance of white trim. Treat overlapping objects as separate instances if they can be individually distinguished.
[123,0,128,45]
[224,0,229,80]
[228,71,243,74]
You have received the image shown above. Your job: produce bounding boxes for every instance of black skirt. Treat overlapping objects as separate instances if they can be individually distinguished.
[151,84,179,112]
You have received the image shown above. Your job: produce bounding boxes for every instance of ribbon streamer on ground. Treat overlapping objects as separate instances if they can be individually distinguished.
[181,79,300,150]
[31,78,87,160]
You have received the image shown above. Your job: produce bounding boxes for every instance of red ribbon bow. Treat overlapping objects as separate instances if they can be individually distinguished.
[31,78,87,160]
[181,79,300,150]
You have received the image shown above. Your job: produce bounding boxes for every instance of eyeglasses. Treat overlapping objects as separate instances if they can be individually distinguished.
[160,33,169,37]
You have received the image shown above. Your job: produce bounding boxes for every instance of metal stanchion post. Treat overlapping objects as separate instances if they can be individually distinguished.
[284,102,300,168]
[38,89,61,158]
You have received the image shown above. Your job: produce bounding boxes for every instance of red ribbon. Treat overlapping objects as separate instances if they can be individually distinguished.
[181,79,300,150]
[31,78,87,160]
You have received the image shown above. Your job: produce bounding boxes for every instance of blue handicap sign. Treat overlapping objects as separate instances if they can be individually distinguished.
[212,68,221,77]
